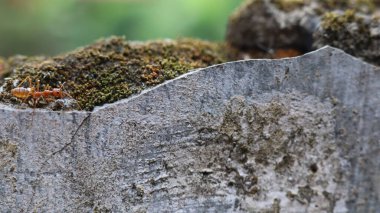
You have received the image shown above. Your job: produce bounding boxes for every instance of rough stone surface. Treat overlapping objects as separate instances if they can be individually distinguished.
[226,0,380,65]
[313,10,380,66]
[0,47,379,212]
[226,0,319,52]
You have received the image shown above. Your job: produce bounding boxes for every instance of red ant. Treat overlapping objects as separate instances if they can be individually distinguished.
[11,76,71,106]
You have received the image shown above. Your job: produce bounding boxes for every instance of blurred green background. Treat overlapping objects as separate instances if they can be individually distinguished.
[0,0,242,57]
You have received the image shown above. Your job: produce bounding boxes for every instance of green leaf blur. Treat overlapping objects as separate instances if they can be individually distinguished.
[0,0,242,56]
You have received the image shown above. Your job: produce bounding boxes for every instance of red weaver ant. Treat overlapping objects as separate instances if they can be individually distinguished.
[11,77,71,107]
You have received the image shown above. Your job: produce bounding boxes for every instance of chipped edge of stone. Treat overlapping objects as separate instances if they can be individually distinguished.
[0,46,375,116]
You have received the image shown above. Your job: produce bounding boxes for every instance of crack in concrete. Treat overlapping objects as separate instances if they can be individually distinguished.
[26,112,92,212]
[40,112,92,169]
[52,113,91,157]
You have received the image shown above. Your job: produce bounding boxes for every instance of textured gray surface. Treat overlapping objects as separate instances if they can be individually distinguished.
[226,0,320,51]
[0,47,379,212]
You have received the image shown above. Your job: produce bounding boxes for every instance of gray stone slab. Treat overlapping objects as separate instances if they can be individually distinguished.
[0,46,379,212]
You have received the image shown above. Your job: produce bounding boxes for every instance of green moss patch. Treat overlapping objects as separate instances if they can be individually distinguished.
[0,37,230,111]
[273,0,306,12]
[318,0,378,13]
[314,10,380,65]
[273,0,378,13]
[321,10,363,31]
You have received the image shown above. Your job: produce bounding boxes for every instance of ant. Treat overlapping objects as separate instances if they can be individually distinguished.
[11,76,71,107]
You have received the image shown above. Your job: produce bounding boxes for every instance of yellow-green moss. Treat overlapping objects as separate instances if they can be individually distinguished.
[317,10,370,54]
[321,10,361,31]
[314,9,380,65]
[0,37,230,111]
[319,0,378,13]
[273,0,306,12]
[273,0,378,13]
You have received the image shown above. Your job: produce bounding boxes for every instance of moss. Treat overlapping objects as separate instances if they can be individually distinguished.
[273,0,306,12]
[321,10,361,31]
[273,0,378,14]
[314,9,380,65]
[319,0,378,13]
[318,0,350,11]
[0,37,230,111]
[228,0,380,61]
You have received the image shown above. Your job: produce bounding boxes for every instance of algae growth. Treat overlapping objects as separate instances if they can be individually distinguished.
[0,37,230,111]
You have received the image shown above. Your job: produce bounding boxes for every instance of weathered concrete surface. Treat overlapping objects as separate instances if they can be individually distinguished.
[0,47,379,212]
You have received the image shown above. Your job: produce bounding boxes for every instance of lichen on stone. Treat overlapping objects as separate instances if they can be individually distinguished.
[190,91,345,210]
[0,37,229,111]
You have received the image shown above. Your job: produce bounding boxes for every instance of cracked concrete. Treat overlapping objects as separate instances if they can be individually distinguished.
[0,47,379,212]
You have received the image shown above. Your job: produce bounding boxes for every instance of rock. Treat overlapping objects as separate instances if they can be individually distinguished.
[0,47,379,212]
[226,0,319,52]
[313,10,380,66]
[226,0,380,65]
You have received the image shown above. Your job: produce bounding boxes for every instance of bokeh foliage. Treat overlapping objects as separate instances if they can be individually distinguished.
[0,0,242,56]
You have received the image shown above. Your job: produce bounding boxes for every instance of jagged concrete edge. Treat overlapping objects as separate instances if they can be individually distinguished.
[0,46,374,115]
[93,45,377,112]
[0,45,378,212]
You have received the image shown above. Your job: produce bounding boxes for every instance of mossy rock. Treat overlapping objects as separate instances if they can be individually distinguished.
[273,0,379,13]
[226,0,380,66]
[0,37,231,111]
[226,0,317,54]
[313,10,380,65]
